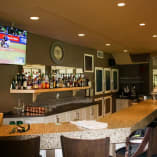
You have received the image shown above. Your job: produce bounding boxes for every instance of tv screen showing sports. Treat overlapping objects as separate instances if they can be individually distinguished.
[0,25,27,65]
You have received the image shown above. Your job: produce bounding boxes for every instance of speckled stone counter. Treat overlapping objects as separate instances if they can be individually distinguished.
[1,99,157,150]
[0,123,130,148]
[98,99,157,131]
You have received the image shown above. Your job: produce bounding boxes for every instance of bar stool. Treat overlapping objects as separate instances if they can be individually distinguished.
[116,127,152,157]
[61,135,110,157]
[0,135,41,157]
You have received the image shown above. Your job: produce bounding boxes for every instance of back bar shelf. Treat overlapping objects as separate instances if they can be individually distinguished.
[10,86,90,102]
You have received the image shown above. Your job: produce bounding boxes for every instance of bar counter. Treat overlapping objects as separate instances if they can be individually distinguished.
[4,102,95,118]
[1,99,157,152]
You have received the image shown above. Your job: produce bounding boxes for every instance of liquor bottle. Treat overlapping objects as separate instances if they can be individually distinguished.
[63,74,67,88]
[31,71,34,86]
[41,74,46,89]
[64,74,67,87]
[33,77,39,89]
[56,80,59,88]
[81,74,85,87]
[74,75,77,87]
[15,80,18,89]
[45,74,49,89]
[85,78,89,86]
[69,74,73,88]
[32,77,35,89]
[27,72,32,89]
[35,72,39,89]
[38,73,42,89]
[62,74,66,87]
[66,75,70,88]
[49,76,54,89]
[72,75,75,87]
[23,75,27,90]
[77,74,80,87]
[16,73,21,89]
[11,77,16,89]
[53,77,56,88]
[21,69,25,89]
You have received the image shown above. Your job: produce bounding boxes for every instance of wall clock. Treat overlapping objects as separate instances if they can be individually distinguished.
[50,42,64,64]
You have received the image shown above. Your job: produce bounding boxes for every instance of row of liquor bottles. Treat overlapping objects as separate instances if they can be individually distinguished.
[11,70,89,90]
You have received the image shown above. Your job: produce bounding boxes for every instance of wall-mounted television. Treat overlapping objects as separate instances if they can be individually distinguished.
[0,25,27,65]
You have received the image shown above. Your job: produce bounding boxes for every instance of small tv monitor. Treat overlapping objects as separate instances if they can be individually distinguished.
[0,25,27,65]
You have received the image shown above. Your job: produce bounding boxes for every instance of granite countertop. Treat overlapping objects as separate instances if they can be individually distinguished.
[0,122,82,137]
[1,99,157,151]
[98,99,157,131]
[1,99,157,136]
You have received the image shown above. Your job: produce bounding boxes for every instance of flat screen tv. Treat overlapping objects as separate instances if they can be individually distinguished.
[0,25,27,65]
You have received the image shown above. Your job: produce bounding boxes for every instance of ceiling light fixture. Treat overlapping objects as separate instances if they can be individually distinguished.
[30,17,40,20]
[105,43,111,46]
[78,33,86,37]
[117,2,126,7]
[139,23,146,27]
[123,49,128,53]
[152,34,157,38]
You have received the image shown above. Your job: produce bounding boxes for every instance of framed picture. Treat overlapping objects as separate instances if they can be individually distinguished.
[84,54,94,72]
[97,50,104,59]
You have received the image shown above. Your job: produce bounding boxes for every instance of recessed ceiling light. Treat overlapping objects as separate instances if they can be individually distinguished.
[117,2,126,7]
[78,33,86,37]
[152,34,157,38]
[105,43,111,46]
[30,17,40,20]
[123,49,128,53]
[139,23,146,27]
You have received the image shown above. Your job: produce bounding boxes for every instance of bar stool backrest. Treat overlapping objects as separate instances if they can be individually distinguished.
[147,126,157,157]
[61,135,110,157]
[125,127,152,157]
[0,135,40,157]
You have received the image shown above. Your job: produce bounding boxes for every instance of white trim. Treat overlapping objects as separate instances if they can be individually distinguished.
[23,64,45,74]
[104,68,112,93]
[84,54,94,72]
[95,67,104,95]
[94,97,103,102]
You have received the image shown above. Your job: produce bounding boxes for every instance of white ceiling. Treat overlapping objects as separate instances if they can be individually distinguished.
[0,0,157,54]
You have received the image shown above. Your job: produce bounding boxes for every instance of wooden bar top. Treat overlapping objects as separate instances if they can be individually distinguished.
[99,99,157,130]
[0,122,82,136]
[1,99,157,137]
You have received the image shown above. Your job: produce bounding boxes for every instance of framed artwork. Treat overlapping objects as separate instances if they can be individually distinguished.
[84,54,94,72]
[97,50,104,59]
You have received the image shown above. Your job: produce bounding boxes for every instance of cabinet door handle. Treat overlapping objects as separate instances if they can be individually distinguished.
[56,115,60,123]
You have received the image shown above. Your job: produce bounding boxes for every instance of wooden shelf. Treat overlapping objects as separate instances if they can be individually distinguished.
[10,86,90,94]
[10,86,90,103]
